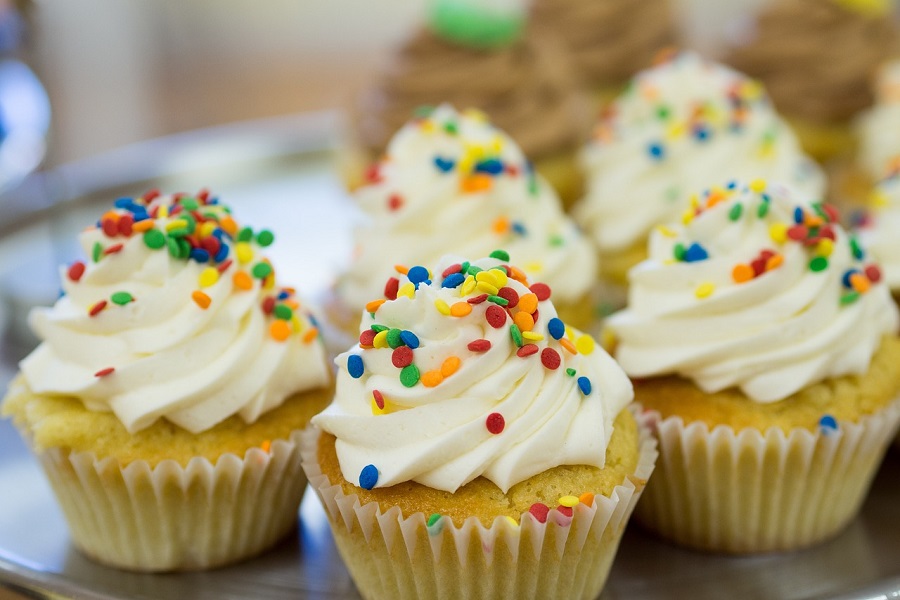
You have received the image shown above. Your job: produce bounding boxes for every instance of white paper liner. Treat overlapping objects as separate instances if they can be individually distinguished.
[301,408,658,600]
[635,397,900,554]
[33,428,311,572]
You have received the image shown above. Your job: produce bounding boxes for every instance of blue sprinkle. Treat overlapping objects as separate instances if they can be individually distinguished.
[577,376,592,396]
[132,211,150,222]
[277,290,290,300]
[442,272,465,288]
[683,243,709,262]
[434,156,455,172]
[474,158,503,175]
[761,193,771,203]
[347,355,364,379]
[819,415,838,434]
[309,314,320,328]
[693,125,710,142]
[214,244,229,263]
[793,207,804,224]
[114,197,134,209]
[359,465,379,490]
[547,317,565,340]
[212,228,225,240]
[511,221,527,235]
[407,266,430,285]
[208,196,219,205]
[841,269,859,289]
[726,180,737,190]
[190,248,210,263]
[400,330,420,349]
[647,142,665,161]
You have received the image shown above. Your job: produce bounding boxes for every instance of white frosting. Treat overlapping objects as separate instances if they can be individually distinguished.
[859,174,900,291]
[20,194,330,434]
[607,180,898,403]
[857,60,900,180]
[314,254,632,493]
[337,104,596,313]
[574,51,825,253]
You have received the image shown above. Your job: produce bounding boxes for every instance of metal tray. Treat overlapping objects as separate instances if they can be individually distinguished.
[1,112,900,600]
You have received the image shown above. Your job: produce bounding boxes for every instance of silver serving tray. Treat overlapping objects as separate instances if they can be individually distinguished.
[1,113,900,600]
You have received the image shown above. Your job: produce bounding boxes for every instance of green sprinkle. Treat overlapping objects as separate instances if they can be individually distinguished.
[566,368,576,377]
[167,237,181,258]
[673,243,686,261]
[413,105,434,118]
[840,291,860,305]
[549,234,564,247]
[728,203,743,221]
[167,226,189,238]
[757,202,769,218]
[510,324,523,347]
[528,176,539,197]
[656,105,671,120]
[252,262,273,279]
[180,197,199,211]
[809,256,829,272]
[92,241,103,263]
[487,295,509,306]
[850,238,865,260]
[177,238,191,259]
[812,202,828,220]
[143,229,166,249]
[427,513,442,527]
[443,121,458,135]
[386,328,403,349]
[182,213,197,234]
[467,266,483,276]
[665,187,680,202]
[489,249,510,261]
[237,227,254,242]
[257,229,275,247]
[460,261,470,274]
[111,292,133,305]
[273,304,293,320]
[400,364,420,387]
[371,324,389,333]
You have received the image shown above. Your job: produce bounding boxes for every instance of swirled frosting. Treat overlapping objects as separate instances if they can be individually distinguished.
[529,0,675,87]
[607,179,898,403]
[314,253,632,493]
[857,60,900,180]
[727,0,898,122]
[858,173,900,291]
[354,28,590,160]
[574,52,825,254]
[337,104,597,312]
[19,191,330,434]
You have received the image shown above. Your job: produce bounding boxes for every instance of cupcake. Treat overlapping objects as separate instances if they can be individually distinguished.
[726,0,899,162]
[330,104,599,344]
[305,251,656,600]
[606,179,900,553]
[529,0,677,107]
[1,190,333,571]
[573,51,824,288]
[345,0,591,207]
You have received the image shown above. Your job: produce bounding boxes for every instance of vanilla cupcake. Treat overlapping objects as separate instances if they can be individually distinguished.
[606,180,900,553]
[304,252,656,600]
[330,104,598,343]
[2,190,333,571]
[573,51,824,289]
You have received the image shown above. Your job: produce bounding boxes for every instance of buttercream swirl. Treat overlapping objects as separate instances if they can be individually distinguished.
[314,254,632,493]
[574,52,824,254]
[607,180,898,403]
[727,0,898,122]
[857,60,900,180]
[354,28,590,160]
[530,0,675,87]
[337,104,597,313]
[19,192,330,434]
[858,173,900,291]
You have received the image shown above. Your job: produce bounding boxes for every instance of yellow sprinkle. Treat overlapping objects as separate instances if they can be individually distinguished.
[575,335,595,355]
[157,205,169,218]
[198,222,217,239]
[695,282,715,299]
[749,178,767,193]
[769,223,788,244]
[565,326,576,340]
[502,516,519,528]
[164,218,187,232]
[198,267,219,288]
[817,238,834,257]
[460,275,476,296]
[270,320,290,342]
[191,290,211,309]
[434,299,451,315]
[371,397,389,415]
[476,281,499,295]
[666,122,686,140]
[291,315,303,333]
[263,275,275,290]
[525,261,543,273]
[397,282,415,299]
[233,271,253,290]
[682,209,695,225]
[236,242,253,264]
[490,268,508,287]
[689,194,699,209]
[475,270,499,286]
[450,302,472,317]
[522,331,544,341]
[656,225,677,237]
[373,330,389,348]
[871,189,889,208]
[419,119,435,134]
[559,495,580,508]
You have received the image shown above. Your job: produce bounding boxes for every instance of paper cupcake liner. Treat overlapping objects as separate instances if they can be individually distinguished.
[635,398,900,554]
[32,428,311,572]
[300,408,658,600]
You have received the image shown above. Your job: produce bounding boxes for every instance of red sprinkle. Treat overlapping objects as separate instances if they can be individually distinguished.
[261,297,276,315]
[117,214,134,237]
[89,300,108,317]
[517,344,539,357]
[529,503,550,523]
[467,339,492,352]
[485,305,507,328]
[101,218,118,237]
[373,390,385,410]
[787,225,808,241]
[364,163,382,184]
[388,194,403,211]
[103,243,124,255]
[819,225,836,241]
[392,346,413,368]
[68,261,86,282]
[866,264,882,283]
[384,277,399,301]
[143,189,161,201]
[359,329,376,347]
[486,412,505,434]
[823,203,840,223]
[541,347,561,370]
[750,257,766,277]
[496,286,519,308]
[216,258,233,273]
[467,293,489,304]
[201,236,221,256]
[441,263,462,278]
[530,283,551,301]
[94,367,115,378]
[557,505,573,518]
[197,189,210,202]
[759,249,775,261]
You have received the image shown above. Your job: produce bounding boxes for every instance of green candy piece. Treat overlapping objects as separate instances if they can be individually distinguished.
[166,237,181,258]
[386,328,404,349]
[274,304,293,320]
[237,226,254,242]
[809,256,829,272]
[840,291,860,306]
[252,262,273,279]
[111,291,133,306]
[510,324,523,347]
[443,121,458,135]
[673,243,686,261]
[371,324,389,333]
[143,229,166,249]
[429,1,524,49]
[427,513,442,527]
[257,229,275,247]
[728,203,743,221]
[467,265,483,276]
[757,202,769,218]
[566,368,576,377]
[92,241,103,263]
[489,249,510,261]
[180,197,199,211]
[487,295,508,306]
[400,364,420,387]
[177,238,191,259]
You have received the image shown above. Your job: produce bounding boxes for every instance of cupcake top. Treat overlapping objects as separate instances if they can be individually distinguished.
[337,104,597,312]
[314,252,633,494]
[726,0,898,123]
[607,179,898,403]
[857,60,900,180]
[529,0,676,88]
[574,52,824,254]
[19,190,330,434]
[858,171,900,292]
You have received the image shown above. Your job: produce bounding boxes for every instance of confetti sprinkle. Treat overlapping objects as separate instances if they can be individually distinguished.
[486,412,505,434]
[359,465,379,490]
[348,355,365,379]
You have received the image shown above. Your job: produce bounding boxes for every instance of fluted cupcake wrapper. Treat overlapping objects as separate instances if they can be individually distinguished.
[30,428,310,572]
[300,408,658,600]
[635,398,900,554]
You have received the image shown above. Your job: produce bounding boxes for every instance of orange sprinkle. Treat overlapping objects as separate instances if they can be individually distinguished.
[394,264,409,275]
[260,440,272,453]
[302,327,319,344]
[732,263,754,283]
[270,320,290,342]
[513,311,535,332]
[850,273,870,293]
[706,190,726,208]
[559,338,577,354]
[191,290,211,309]
[441,356,460,377]
[233,271,253,290]
[804,214,824,228]
[219,216,238,236]
[492,217,510,234]
[579,492,595,506]
[765,254,784,271]
[284,299,300,310]
[518,293,539,314]
[421,370,444,387]
[101,210,119,222]
[450,302,472,317]
[366,299,386,313]
[461,173,493,193]
[132,220,155,233]
[507,265,529,285]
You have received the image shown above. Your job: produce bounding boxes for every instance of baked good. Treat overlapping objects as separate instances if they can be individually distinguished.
[726,0,899,162]
[573,51,824,287]
[330,104,599,344]
[2,190,333,571]
[606,179,900,553]
[305,251,656,600]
